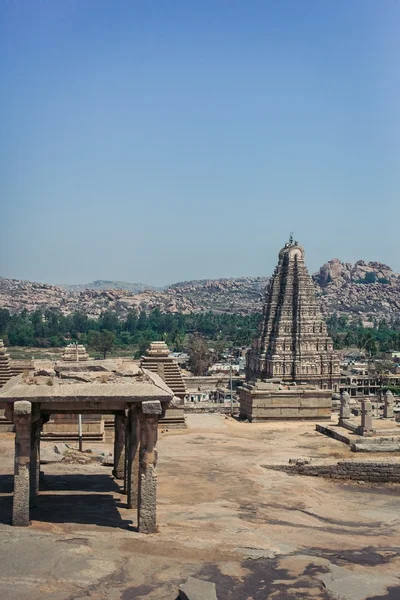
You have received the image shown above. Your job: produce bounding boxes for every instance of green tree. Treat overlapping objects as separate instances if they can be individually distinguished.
[88,330,115,359]
[188,336,212,376]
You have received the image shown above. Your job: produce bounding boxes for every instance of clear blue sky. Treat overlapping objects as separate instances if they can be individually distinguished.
[1,1,399,286]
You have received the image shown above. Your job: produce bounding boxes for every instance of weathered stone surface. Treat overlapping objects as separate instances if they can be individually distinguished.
[113,414,126,479]
[138,465,157,533]
[264,460,400,482]
[12,401,32,526]
[53,443,70,455]
[141,400,162,415]
[40,447,64,464]
[179,577,218,600]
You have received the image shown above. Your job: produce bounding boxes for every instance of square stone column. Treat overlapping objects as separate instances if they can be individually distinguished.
[137,400,161,534]
[360,400,373,435]
[126,407,140,509]
[113,413,126,479]
[338,391,351,425]
[383,391,394,419]
[30,419,41,507]
[13,401,32,526]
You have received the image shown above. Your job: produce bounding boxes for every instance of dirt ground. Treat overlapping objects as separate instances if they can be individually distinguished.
[0,414,399,600]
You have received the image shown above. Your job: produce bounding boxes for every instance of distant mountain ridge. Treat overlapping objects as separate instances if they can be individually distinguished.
[0,259,399,323]
[61,280,161,293]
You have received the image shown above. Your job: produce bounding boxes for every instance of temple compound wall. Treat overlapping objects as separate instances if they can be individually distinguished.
[240,238,338,421]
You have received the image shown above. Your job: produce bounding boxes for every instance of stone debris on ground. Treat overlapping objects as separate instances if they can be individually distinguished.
[40,444,112,465]
[178,577,218,600]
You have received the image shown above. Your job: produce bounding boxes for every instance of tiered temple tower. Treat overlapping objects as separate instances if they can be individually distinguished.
[141,341,186,428]
[246,238,340,390]
[0,339,12,388]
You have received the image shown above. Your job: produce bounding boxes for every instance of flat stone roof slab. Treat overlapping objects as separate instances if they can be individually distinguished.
[0,366,173,405]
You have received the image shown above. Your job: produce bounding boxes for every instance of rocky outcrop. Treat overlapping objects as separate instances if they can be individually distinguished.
[313,260,400,322]
[314,259,396,288]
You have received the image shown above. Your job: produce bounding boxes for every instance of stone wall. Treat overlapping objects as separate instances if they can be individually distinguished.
[265,461,400,483]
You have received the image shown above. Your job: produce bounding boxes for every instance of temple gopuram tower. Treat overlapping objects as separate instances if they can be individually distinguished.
[240,238,339,421]
[247,237,340,389]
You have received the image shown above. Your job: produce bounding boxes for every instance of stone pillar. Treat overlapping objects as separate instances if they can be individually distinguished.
[113,413,126,479]
[338,391,351,424]
[126,407,140,509]
[360,400,373,435]
[13,401,32,526]
[137,400,161,534]
[30,419,41,507]
[383,391,395,419]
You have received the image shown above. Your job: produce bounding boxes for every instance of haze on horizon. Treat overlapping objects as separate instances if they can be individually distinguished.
[1,1,399,287]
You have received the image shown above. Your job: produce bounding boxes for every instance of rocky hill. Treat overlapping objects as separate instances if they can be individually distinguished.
[1,260,399,323]
[61,280,159,293]
[313,259,400,323]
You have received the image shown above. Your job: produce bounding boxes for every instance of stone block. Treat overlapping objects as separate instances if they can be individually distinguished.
[142,400,162,415]
[179,577,218,600]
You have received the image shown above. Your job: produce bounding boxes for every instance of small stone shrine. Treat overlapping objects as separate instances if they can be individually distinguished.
[140,341,186,428]
[62,343,89,361]
[240,238,339,421]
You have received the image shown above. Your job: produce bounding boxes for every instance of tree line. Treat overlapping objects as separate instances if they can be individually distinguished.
[0,307,399,358]
[0,307,261,357]
[326,314,400,355]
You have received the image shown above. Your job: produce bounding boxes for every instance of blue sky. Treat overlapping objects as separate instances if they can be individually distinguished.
[1,1,399,285]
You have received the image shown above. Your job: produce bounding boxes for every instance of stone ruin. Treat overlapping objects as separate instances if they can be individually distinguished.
[0,361,174,533]
[62,343,89,361]
[317,390,400,452]
[0,339,12,388]
[140,341,186,428]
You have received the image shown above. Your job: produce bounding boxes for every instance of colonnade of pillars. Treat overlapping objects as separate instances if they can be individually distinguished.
[9,399,162,533]
[113,402,160,533]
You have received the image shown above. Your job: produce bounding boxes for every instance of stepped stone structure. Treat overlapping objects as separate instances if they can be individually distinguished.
[0,339,12,388]
[241,238,339,421]
[247,238,340,388]
[62,343,89,361]
[140,341,186,428]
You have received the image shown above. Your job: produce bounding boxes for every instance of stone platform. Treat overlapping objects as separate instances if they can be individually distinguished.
[316,419,400,452]
[240,380,332,421]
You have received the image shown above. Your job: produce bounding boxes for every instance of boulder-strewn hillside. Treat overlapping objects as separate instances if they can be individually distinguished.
[0,260,399,322]
[313,259,400,322]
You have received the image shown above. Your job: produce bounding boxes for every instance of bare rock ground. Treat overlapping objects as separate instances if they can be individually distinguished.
[0,415,399,599]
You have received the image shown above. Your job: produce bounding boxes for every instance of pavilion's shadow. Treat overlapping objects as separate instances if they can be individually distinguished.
[31,492,134,529]
[40,473,122,494]
[0,473,136,530]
